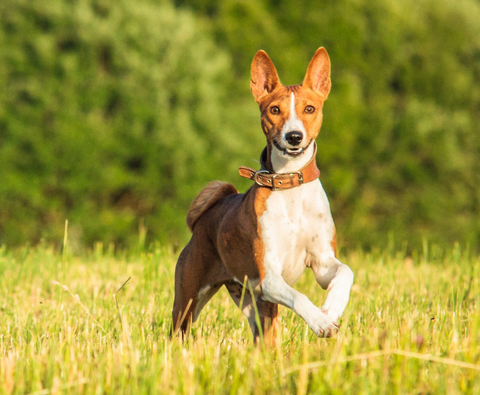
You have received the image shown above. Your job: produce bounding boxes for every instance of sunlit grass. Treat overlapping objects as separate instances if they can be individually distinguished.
[0,242,479,394]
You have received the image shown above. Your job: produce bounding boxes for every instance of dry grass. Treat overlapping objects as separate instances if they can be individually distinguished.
[0,242,479,394]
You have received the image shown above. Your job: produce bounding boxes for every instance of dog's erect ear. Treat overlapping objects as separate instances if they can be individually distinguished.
[250,50,280,102]
[303,47,331,99]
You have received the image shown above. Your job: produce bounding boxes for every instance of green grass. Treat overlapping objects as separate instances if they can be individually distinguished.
[0,242,479,394]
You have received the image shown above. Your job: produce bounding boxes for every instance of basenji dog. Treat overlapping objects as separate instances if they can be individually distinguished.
[172,48,354,342]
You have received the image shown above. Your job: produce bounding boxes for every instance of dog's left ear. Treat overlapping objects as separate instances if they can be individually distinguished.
[303,47,331,99]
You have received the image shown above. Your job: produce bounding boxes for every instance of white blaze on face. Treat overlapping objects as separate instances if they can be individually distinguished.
[271,92,314,173]
[281,92,306,145]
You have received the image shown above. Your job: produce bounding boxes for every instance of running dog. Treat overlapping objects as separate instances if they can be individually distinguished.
[172,48,354,342]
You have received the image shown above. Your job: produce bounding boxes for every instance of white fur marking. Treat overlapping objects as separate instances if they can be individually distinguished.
[193,284,212,321]
[197,284,211,300]
[281,93,306,140]
[271,143,315,173]
[258,158,353,335]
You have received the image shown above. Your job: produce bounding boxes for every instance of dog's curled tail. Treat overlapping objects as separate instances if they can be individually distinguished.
[186,181,238,232]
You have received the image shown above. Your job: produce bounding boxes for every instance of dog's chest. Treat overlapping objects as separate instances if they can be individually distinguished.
[259,180,335,285]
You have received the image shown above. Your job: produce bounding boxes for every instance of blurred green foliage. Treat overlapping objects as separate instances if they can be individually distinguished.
[0,0,256,247]
[1,0,480,249]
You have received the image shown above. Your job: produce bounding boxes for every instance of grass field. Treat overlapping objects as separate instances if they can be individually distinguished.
[0,241,479,394]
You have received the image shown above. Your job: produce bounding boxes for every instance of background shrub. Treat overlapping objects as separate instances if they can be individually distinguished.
[0,0,255,247]
[1,0,480,249]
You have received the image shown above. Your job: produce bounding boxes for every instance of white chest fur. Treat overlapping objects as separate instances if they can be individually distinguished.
[259,179,335,285]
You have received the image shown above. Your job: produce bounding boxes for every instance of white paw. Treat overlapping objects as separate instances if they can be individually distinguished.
[305,307,339,337]
[322,298,347,323]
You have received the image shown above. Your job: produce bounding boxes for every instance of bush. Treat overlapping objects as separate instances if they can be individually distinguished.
[0,0,255,247]
[2,0,480,249]
[177,0,480,248]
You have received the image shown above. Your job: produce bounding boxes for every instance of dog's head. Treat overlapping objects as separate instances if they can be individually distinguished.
[250,48,331,161]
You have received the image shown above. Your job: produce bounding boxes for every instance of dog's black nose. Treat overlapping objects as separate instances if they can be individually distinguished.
[285,131,303,146]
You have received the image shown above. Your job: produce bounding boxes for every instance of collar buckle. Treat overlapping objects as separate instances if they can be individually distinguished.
[270,173,281,191]
[296,171,304,185]
[254,170,271,187]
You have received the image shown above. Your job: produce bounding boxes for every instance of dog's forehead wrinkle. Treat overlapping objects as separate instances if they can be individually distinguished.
[266,92,290,105]
[286,85,301,92]
[261,85,301,107]
[260,95,288,111]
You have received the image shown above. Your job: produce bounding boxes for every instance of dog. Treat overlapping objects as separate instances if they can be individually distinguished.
[172,48,354,342]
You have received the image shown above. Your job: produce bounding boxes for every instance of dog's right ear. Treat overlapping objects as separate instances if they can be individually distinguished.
[250,51,280,102]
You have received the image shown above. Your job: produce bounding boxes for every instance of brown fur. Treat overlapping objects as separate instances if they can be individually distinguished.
[172,184,273,342]
[186,181,238,231]
[331,226,337,257]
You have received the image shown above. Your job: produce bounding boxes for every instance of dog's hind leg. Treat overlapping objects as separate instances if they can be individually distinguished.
[171,242,198,337]
[255,298,279,345]
[172,239,231,339]
[224,281,279,345]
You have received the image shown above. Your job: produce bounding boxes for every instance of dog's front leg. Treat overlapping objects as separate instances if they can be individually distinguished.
[260,273,338,337]
[312,256,354,324]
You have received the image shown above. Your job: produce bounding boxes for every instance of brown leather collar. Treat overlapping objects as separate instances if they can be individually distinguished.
[238,143,320,190]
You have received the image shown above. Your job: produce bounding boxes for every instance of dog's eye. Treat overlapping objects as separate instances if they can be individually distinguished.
[270,106,280,115]
[305,105,315,114]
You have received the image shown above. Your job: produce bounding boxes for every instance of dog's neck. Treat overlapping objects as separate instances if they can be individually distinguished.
[261,142,316,174]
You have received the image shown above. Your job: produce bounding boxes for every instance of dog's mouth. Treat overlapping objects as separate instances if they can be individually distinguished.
[273,139,311,157]
[284,147,304,157]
